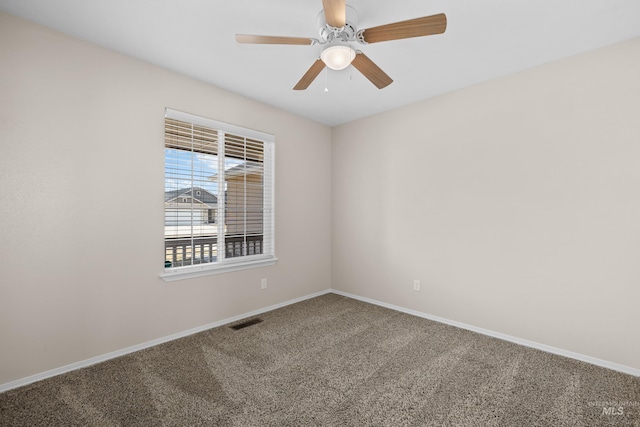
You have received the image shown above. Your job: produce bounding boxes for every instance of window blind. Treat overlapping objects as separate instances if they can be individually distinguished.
[163,109,275,275]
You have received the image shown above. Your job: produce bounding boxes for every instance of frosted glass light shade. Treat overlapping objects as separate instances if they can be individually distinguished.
[321,45,355,70]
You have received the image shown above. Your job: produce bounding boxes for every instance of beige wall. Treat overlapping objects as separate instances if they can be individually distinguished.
[332,38,640,370]
[0,13,331,385]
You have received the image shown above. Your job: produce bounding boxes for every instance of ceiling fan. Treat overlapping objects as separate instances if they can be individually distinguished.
[236,0,447,90]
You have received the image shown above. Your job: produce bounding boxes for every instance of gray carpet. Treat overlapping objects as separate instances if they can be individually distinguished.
[1,293,639,426]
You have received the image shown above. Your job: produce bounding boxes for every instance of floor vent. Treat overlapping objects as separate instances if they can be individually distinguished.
[230,318,263,330]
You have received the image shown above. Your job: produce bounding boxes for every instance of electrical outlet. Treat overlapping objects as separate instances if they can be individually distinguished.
[413,280,420,291]
[261,278,268,290]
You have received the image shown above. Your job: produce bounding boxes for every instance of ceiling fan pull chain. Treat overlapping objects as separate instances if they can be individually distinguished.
[324,68,329,93]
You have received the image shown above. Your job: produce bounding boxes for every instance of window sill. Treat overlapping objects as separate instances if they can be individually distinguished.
[160,256,278,282]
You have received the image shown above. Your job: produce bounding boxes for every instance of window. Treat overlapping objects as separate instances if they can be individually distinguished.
[162,109,276,281]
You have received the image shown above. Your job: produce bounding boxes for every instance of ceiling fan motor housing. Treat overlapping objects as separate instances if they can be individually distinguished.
[317,6,359,43]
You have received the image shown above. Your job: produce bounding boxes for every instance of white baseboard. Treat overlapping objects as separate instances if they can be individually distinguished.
[0,289,332,393]
[330,289,640,378]
[2,287,637,393]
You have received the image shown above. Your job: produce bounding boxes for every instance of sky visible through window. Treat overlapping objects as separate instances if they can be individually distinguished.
[165,148,244,195]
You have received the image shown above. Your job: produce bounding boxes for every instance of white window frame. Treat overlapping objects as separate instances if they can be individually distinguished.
[161,108,277,282]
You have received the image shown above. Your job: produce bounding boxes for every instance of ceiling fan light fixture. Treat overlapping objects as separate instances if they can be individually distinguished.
[321,45,355,70]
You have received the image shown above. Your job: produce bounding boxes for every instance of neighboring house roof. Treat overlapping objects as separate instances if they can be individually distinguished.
[164,187,217,206]
[212,162,263,180]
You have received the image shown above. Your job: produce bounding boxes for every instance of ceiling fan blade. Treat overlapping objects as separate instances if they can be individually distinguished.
[361,13,447,44]
[236,34,315,45]
[322,0,346,28]
[351,52,393,89]
[293,59,326,90]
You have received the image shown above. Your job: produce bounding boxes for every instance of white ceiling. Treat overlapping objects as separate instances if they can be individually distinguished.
[2,0,640,126]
